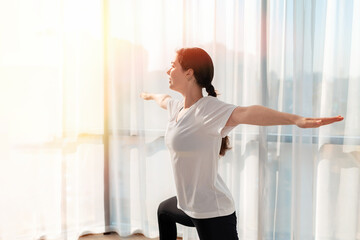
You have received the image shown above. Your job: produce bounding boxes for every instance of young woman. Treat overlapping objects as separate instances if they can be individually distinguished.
[140,47,343,240]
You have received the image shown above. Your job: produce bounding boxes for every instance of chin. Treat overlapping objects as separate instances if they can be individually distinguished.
[169,86,180,93]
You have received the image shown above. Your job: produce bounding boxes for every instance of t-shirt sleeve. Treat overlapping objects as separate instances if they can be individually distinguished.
[166,97,182,119]
[201,97,238,137]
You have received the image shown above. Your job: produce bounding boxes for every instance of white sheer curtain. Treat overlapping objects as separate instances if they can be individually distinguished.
[108,0,360,240]
[0,0,106,240]
[1,0,359,240]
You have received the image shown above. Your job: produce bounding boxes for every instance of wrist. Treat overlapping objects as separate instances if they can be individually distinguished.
[292,115,303,125]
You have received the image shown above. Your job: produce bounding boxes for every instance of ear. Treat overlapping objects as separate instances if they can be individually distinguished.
[185,69,194,79]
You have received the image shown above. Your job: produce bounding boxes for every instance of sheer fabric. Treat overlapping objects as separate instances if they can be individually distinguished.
[0,0,359,240]
[0,0,105,239]
[108,0,360,240]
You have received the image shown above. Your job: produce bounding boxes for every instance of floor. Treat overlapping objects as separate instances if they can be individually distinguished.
[79,232,157,240]
[79,232,182,240]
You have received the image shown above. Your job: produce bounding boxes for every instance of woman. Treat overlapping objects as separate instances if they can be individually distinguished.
[140,47,343,240]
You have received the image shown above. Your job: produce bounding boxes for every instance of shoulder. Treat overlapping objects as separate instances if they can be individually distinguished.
[195,96,234,116]
[167,97,183,108]
[198,96,218,106]
[198,96,231,109]
[167,97,183,117]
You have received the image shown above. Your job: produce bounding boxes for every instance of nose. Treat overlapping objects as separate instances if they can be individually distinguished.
[167,68,170,75]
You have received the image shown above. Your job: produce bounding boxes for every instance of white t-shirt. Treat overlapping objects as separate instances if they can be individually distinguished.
[164,96,238,219]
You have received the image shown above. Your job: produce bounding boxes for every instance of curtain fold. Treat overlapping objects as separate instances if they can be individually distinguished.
[108,0,359,240]
[0,0,106,239]
[0,0,359,240]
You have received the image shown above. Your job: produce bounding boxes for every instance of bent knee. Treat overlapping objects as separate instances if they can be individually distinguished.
[157,196,177,217]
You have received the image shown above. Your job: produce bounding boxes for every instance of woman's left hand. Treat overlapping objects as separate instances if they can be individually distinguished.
[295,115,344,128]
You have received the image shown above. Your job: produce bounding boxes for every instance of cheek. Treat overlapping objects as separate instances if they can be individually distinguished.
[170,70,177,78]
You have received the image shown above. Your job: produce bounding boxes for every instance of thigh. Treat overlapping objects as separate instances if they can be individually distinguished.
[191,212,239,240]
[158,196,195,227]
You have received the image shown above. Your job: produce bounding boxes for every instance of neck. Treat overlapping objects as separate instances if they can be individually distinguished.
[181,90,203,109]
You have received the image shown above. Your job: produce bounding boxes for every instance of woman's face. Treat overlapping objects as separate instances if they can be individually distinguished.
[167,54,188,92]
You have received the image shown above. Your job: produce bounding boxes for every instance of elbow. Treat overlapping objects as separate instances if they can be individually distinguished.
[229,106,248,126]
[160,95,171,109]
[162,95,171,104]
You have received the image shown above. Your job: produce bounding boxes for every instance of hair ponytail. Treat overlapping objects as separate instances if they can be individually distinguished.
[220,135,231,156]
[205,84,232,156]
[176,47,232,157]
[205,84,217,97]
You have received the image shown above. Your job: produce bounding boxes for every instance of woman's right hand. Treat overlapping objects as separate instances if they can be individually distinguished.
[140,92,153,100]
[140,92,171,109]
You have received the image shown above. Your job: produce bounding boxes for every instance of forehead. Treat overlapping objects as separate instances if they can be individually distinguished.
[171,54,180,64]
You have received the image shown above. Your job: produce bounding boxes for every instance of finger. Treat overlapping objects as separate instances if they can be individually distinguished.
[140,92,148,98]
[318,119,343,126]
[320,118,344,125]
[323,116,343,120]
[307,116,343,121]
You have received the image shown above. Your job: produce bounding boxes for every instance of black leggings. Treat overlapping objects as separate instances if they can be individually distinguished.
[157,196,239,240]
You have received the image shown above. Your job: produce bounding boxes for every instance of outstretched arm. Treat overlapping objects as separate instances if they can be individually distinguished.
[226,105,344,128]
[140,92,171,110]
